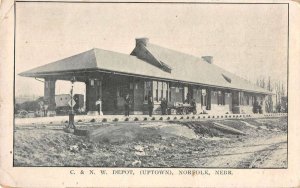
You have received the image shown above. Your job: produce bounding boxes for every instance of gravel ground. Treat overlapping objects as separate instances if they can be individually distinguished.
[14,117,287,168]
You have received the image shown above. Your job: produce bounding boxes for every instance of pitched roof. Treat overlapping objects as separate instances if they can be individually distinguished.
[19,41,271,95]
[133,43,271,94]
[19,48,171,78]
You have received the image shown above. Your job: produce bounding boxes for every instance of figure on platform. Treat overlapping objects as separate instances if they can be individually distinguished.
[160,98,168,115]
[148,94,154,117]
[124,94,131,117]
[185,92,191,104]
[43,99,49,117]
[38,100,44,117]
[95,97,103,115]
[190,99,197,114]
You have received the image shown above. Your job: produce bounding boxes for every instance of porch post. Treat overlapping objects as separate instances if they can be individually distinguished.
[44,78,56,116]
[206,88,211,110]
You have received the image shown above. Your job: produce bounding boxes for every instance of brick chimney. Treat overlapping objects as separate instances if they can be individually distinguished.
[136,38,149,47]
[202,56,213,64]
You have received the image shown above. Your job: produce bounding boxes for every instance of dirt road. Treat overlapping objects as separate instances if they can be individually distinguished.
[202,134,287,168]
[14,117,287,168]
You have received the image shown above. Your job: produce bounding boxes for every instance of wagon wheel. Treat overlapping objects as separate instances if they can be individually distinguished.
[176,108,183,115]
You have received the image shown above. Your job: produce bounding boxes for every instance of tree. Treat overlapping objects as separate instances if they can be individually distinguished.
[265,76,273,113]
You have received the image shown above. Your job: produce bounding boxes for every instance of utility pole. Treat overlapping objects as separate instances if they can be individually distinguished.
[68,76,76,129]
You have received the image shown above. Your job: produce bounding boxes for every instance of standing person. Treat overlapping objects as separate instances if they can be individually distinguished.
[160,98,167,115]
[253,100,259,114]
[38,100,44,117]
[184,92,190,104]
[124,94,130,117]
[148,94,154,117]
[43,99,48,117]
[95,98,103,115]
[190,99,197,114]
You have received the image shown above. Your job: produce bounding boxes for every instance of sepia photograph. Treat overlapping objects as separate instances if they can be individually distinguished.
[13,2,288,169]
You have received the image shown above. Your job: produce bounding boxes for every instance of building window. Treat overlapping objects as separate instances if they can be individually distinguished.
[117,84,128,98]
[217,91,225,105]
[162,82,168,100]
[90,79,95,87]
[144,81,152,102]
[157,81,162,101]
[201,89,207,106]
[129,83,134,90]
[239,92,244,105]
[153,81,158,101]
[246,95,250,105]
[145,81,169,102]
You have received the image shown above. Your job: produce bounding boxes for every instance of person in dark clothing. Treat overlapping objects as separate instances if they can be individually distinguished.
[124,94,130,116]
[160,98,168,115]
[190,99,197,114]
[185,92,191,104]
[148,94,154,117]
[253,100,259,114]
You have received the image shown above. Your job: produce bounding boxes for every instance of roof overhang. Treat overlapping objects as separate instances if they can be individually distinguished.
[19,68,272,95]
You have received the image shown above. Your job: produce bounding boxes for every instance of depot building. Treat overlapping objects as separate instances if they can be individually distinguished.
[19,38,271,115]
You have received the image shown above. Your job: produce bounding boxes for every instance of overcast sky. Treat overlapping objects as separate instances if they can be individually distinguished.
[15,2,288,97]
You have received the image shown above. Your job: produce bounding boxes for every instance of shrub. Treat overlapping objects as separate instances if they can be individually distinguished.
[134,117,139,121]
[102,118,107,122]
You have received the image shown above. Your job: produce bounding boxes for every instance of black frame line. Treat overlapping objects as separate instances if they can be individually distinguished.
[13,1,290,169]
[15,1,289,4]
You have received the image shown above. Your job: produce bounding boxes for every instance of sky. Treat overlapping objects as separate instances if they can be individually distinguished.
[15,2,288,97]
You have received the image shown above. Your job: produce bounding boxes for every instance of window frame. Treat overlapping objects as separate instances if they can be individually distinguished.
[217,90,225,105]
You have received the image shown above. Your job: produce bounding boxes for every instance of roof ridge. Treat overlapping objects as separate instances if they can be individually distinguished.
[93,47,139,59]
[147,43,201,61]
